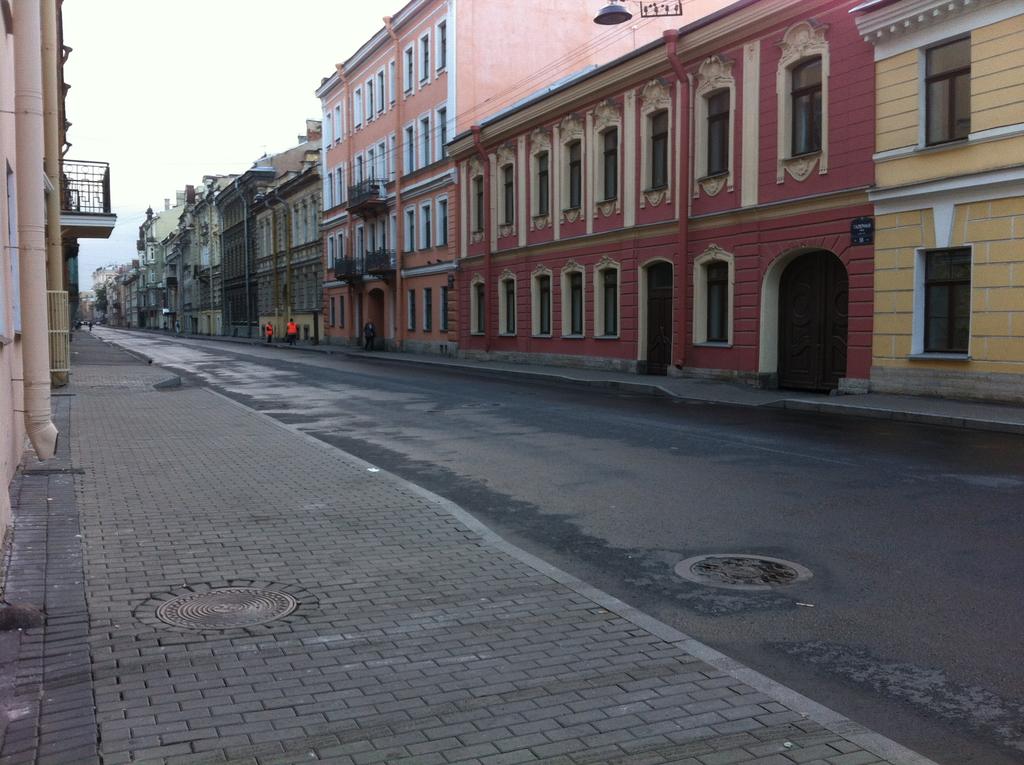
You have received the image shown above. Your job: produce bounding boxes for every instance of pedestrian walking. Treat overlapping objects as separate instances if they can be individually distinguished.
[286,319,299,346]
[87,321,93,332]
[363,321,376,351]
[265,322,274,344]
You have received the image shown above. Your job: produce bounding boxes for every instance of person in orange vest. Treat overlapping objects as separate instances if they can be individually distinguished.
[286,319,298,346]
[265,322,274,344]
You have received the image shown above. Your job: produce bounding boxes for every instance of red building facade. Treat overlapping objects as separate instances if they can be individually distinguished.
[449,0,875,392]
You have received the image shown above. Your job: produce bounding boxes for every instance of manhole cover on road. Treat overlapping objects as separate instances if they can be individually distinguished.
[675,554,812,591]
[156,587,298,629]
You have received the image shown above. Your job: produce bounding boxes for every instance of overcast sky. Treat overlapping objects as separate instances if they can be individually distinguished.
[63,1,391,284]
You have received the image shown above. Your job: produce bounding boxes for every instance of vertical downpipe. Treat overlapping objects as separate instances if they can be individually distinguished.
[664,29,690,370]
[15,0,58,459]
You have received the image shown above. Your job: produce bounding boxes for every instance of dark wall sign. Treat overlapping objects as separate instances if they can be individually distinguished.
[851,216,874,246]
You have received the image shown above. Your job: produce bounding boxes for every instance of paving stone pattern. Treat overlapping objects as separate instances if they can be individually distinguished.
[9,349,912,764]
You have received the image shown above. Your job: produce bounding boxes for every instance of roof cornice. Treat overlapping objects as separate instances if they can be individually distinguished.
[853,0,1002,43]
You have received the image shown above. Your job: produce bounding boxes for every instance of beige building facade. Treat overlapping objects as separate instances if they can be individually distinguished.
[855,0,1024,401]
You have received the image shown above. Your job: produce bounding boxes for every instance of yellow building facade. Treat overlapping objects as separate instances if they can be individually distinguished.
[855,0,1024,401]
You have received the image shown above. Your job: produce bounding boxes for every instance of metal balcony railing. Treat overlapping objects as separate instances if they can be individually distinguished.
[333,248,397,282]
[61,160,111,214]
[365,248,397,273]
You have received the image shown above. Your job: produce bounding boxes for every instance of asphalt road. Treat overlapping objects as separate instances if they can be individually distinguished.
[89,330,1024,765]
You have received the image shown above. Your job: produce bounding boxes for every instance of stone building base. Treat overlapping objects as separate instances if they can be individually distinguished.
[870,366,1024,404]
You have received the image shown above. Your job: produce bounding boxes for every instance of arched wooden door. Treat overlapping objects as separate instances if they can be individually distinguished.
[645,262,673,375]
[778,252,848,391]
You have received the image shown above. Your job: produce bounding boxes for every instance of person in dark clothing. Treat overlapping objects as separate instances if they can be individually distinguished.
[363,321,376,351]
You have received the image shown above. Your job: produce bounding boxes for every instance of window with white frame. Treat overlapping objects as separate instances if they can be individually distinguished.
[599,127,618,201]
[565,139,582,209]
[330,296,336,326]
[376,70,385,113]
[470,277,485,334]
[420,33,430,83]
[324,111,333,145]
[693,247,734,345]
[367,148,375,181]
[437,198,448,246]
[531,270,552,336]
[776,21,830,182]
[376,141,386,180]
[325,170,334,209]
[917,248,971,354]
[420,115,431,167]
[365,79,374,121]
[437,20,447,71]
[594,261,620,337]
[423,287,433,331]
[925,38,970,146]
[338,295,345,327]
[501,164,515,226]
[472,175,484,232]
[388,134,397,180]
[353,88,363,127]
[356,225,365,258]
[420,202,432,249]
[337,231,345,260]
[355,153,364,184]
[336,165,345,204]
[408,288,416,330]
[561,264,585,336]
[404,46,414,93]
[534,150,550,216]
[499,273,516,335]
[327,234,335,269]
[334,105,342,140]
[440,286,449,331]
[388,60,396,105]
[404,208,415,252]
[436,107,448,160]
[404,125,415,173]
[650,110,669,188]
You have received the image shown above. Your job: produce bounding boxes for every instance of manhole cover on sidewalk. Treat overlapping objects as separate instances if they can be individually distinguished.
[675,554,812,591]
[156,587,297,629]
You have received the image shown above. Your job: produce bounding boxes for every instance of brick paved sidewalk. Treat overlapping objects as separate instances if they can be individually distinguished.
[2,341,936,765]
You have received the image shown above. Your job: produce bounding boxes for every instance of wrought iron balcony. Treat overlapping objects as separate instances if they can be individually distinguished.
[60,159,116,239]
[333,257,363,282]
[365,248,397,275]
[346,178,388,217]
[333,248,398,282]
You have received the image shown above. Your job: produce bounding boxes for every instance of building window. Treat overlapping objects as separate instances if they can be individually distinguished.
[601,128,618,201]
[473,175,484,232]
[424,287,433,331]
[420,34,430,82]
[437,198,448,246]
[706,261,728,342]
[600,268,618,336]
[535,274,551,335]
[420,116,431,167]
[536,152,549,216]
[421,203,432,249]
[706,92,729,176]
[498,276,516,335]
[437,21,447,70]
[471,280,485,334]
[338,295,345,327]
[327,234,335,268]
[376,70,385,113]
[334,105,342,140]
[502,165,514,226]
[926,38,970,146]
[408,289,416,331]
[567,140,582,209]
[440,286,449,331]
[404,47,414,93]
[388,60,396,105]
[353,88,363,127]
[437,107,448,160]
[404,208,415,252]
[330,296,336,326]
[404,125,415,173]
[562,267,584,336]
[791,57,822,156]
[366,79,374,121]
[924,249,971,353]
[650,110,668,189]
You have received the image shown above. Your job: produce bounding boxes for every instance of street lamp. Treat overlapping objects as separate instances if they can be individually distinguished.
[594,2,632,24]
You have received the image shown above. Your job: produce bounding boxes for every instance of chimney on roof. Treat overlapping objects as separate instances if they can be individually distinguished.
[164,198,170,211]
[186,185,196,204]
[305,119,322,143]
[176,190,185,206]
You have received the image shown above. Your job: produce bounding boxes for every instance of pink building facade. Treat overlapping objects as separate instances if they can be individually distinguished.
[449,0,876,392]
[316,0,728,354]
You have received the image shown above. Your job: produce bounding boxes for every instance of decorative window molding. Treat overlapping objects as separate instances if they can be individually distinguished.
[693,245,735,345]
[776,20,830,183]
[560,260,586,337]
[530,127,553,229]
[531,265,553,336]
[468,157,485,243]
[592,100,622,217]
[470,273,485,335]
[639,79,673,209]
[498,269,517,336]
[593,255,621,338]
[559,115,585,222]
[694,57,736,198]
[497,145,516,237]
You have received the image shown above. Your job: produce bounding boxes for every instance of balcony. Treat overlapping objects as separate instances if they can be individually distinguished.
[346,178,388,218]
[60,160,117,239]
[333,248,398,283]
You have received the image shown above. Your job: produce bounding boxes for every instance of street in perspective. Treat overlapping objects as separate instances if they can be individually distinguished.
[4,0,1024,764]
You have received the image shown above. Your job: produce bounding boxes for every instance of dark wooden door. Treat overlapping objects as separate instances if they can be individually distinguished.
[779,252,848,391]
[645,263,673,375]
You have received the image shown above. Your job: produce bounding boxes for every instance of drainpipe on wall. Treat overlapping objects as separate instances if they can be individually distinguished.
[471,126,491,353]
[663,29,690,370]
[15,0,59,460]
[385,16,404,350]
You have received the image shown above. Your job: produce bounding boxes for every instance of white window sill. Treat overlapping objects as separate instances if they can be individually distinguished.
[498,332,517,337]
[595,334,620,340]
[532,333,552,339]
[696,341,731,348]
[908,353,971,361]
[561,334,584,340]
[470,331,485,336]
